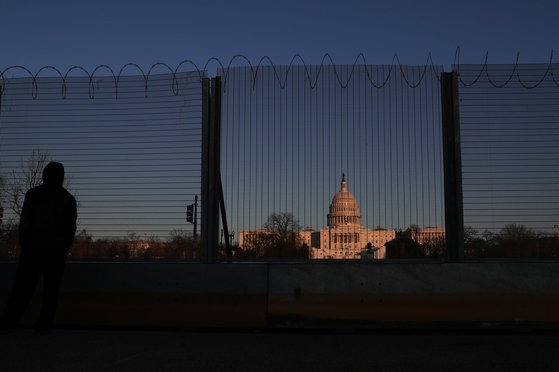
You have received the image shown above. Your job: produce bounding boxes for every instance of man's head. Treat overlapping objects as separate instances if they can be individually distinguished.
[42,162,65,187]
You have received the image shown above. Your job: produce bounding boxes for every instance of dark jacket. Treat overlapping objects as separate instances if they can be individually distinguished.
[18,184,77,250]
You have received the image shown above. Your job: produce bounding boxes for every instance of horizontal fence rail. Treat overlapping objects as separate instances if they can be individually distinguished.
[1,54,559,262]
[220,65,446,260]
[457,64,559,258]
[0,72,204,260]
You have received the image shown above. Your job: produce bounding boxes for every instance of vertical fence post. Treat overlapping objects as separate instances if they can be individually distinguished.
[441,72,464,262]
[200,76,221,262]
[200,77,210,261]
[209,76,222,261]
[193,195,198,238]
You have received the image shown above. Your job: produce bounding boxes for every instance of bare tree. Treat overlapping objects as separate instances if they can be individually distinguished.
[4,150,74,218]
[500,224,536,241]
[6,150,50,217]
[168,229,199,259]
[240,212,308,259]
[263,212,302,239]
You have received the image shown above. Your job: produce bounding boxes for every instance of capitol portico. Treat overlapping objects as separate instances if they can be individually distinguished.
[239,174,445,259]
[302,174,395,259]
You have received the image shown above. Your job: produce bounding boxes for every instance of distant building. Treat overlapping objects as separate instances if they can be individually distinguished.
[410,226,446,245]
[238,174,444,259]
[309,174,395,259]
[239,175,395,259]
[238,230,271,247]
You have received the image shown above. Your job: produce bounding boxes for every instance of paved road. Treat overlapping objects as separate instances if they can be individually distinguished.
[1,328,558,371]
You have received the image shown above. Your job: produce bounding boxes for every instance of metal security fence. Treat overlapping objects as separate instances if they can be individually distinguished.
[456,63,559,258]
[1,56,558,262]
[0,72,204,260]
[220,64,446,259]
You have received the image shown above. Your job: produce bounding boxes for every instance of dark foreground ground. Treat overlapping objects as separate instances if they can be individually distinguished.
[1,328,558,371]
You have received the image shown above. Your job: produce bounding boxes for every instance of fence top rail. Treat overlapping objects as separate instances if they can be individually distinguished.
[2,49,558,97]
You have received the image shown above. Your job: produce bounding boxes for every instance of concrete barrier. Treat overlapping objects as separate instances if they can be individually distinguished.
[1,261,559,327]
[267,262,559,325]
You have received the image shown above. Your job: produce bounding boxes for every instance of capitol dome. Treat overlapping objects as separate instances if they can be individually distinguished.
[327,174,362,227]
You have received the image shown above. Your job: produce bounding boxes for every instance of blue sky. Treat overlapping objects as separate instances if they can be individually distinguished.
[220,65,445,236]
[1,0,558,240]
[0,73,203,239]
[1,0,558,72]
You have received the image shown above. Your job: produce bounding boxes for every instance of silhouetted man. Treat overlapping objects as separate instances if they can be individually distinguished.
[1,162,77,332]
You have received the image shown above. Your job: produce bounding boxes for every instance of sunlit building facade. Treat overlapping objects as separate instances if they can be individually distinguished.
[410,226,446,245]
[238,175,445,259]
[308,174,395,259]
[239,175,396,259]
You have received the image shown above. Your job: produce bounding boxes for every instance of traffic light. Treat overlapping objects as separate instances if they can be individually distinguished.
[186,204,194,224]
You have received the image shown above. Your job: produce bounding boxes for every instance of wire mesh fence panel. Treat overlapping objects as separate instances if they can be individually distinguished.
[0,72,203,260]
[219,64,445,260]
[457,63,559,258]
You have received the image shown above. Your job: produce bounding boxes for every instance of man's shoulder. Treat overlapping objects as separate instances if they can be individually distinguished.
[25,186,43,198]
[27,185,75,202]
[62,188,77,206]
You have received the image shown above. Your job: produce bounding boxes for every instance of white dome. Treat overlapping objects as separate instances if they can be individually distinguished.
[327,174,362,227]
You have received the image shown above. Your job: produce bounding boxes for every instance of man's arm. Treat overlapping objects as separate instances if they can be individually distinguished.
[64,195,78,249]
[18,191,33,248]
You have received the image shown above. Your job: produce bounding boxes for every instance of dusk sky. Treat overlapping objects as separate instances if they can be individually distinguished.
[3,0,559,353]
[220,65,445,237]
[1,0,558,241]
[1,0,558,72]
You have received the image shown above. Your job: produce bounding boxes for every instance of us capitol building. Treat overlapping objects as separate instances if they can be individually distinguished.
[239,174,445,259]
[302,174,395,259]
[239,174,444,259]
